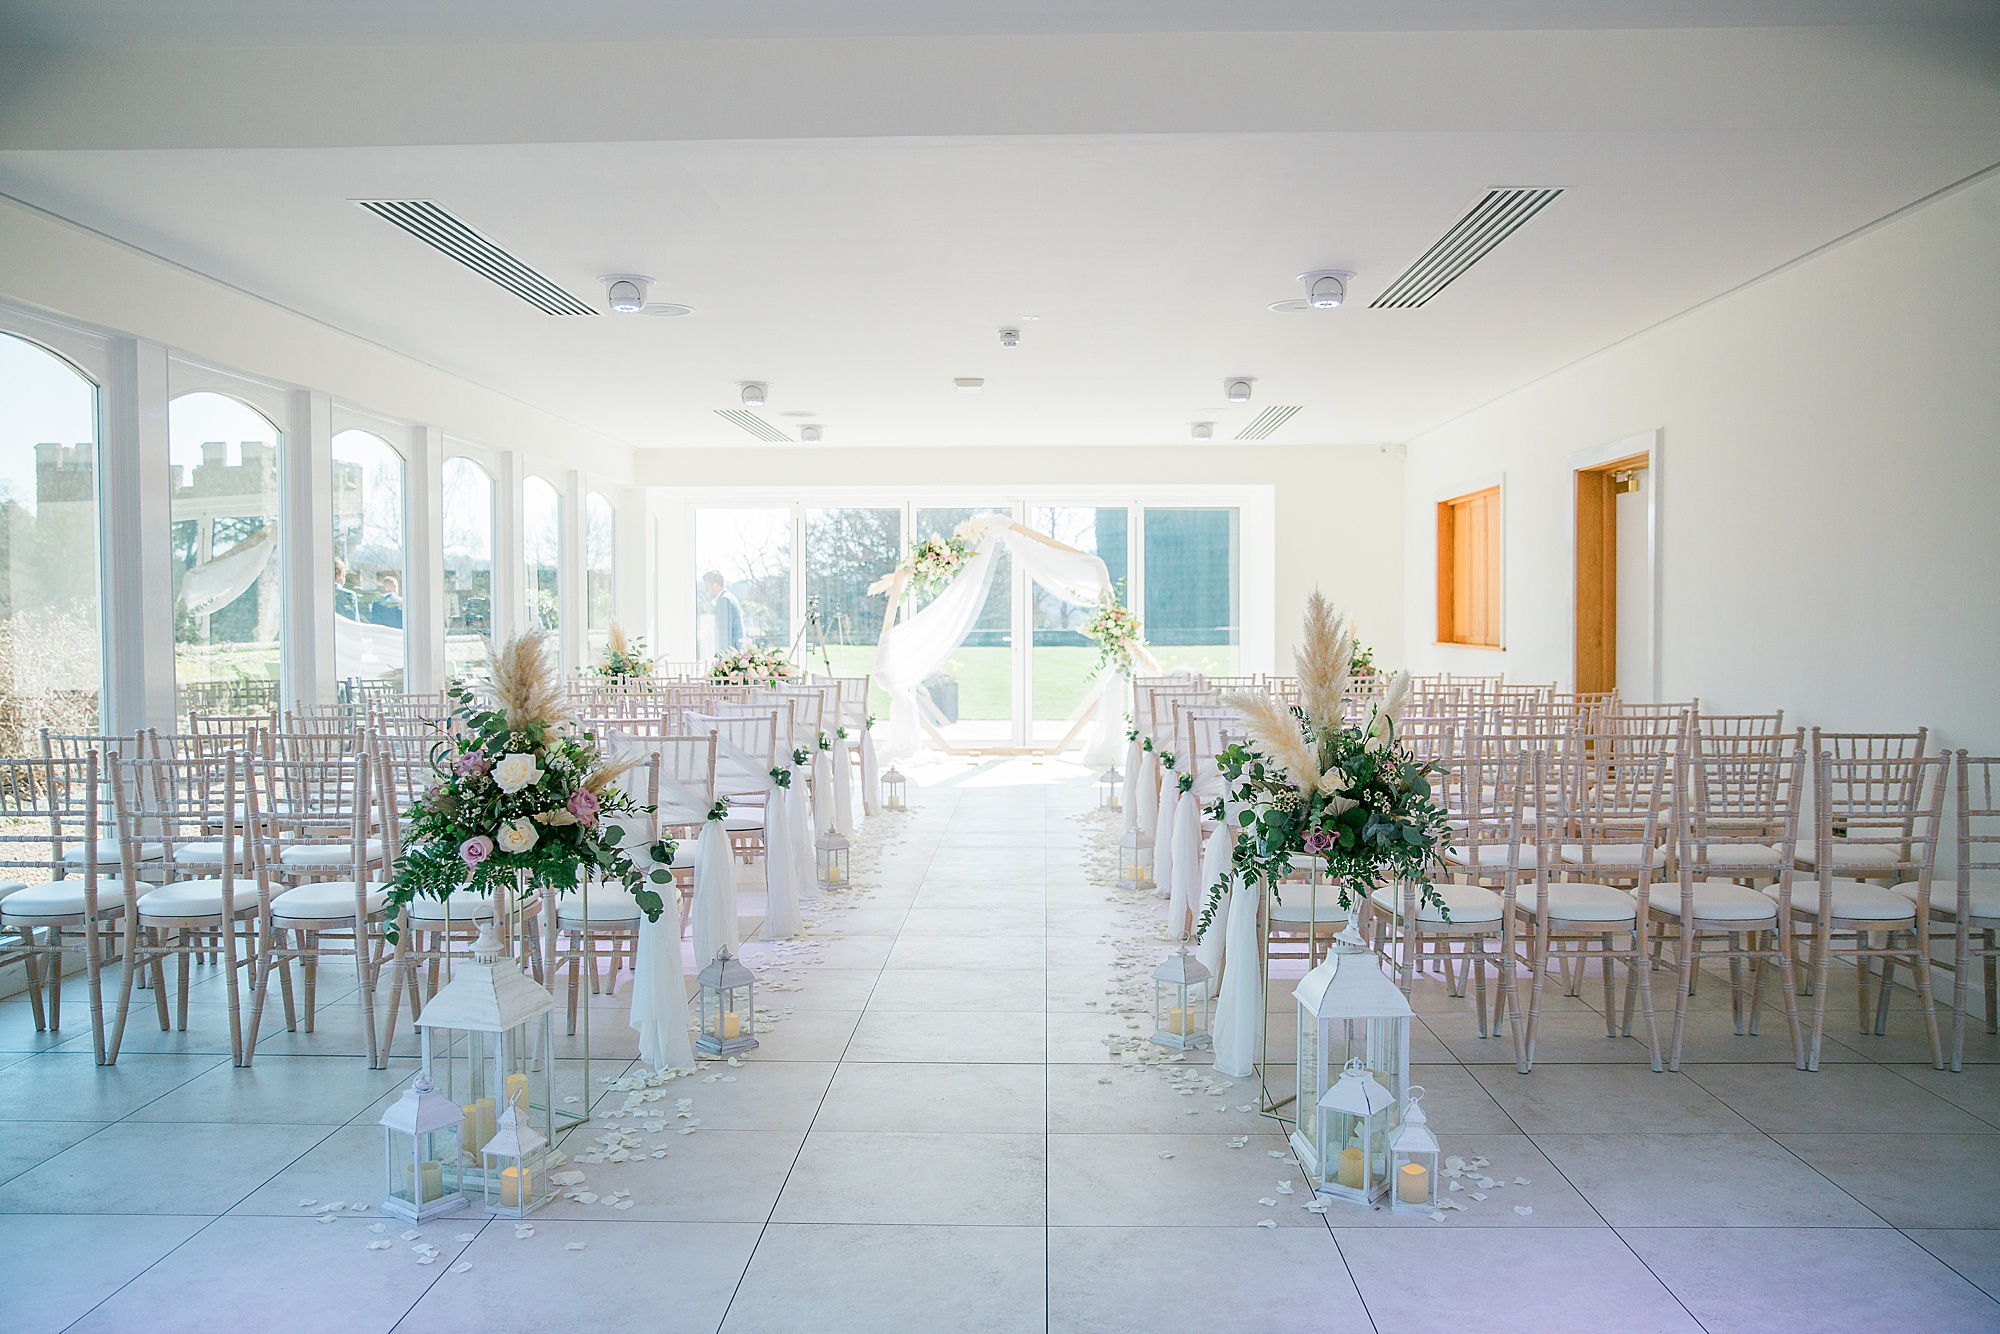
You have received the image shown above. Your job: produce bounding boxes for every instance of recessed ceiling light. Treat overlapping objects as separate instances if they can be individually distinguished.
[955,378,984,393]
[778,410,816,418]
[800,425,823,443]
[638,302,694,317]
[740,382,767,407]
[1296,269,1357,309]
[1223,377,1255,404]
[999,328,1020,348]
[598,274,653,314]
[1191,423,1214,441]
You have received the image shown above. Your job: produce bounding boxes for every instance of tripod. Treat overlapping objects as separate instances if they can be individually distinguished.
[789,594,837,675]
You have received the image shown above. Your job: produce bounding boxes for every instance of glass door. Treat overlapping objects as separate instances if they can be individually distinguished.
[1142,506,1241,676]
[1027,505,1129,747]
[913,505,1015,747]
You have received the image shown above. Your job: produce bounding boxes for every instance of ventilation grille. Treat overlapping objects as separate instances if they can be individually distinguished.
[715,410,793,443]
[1369,187,1563,310]
[355,200,596,317]
[1234,405,1302,441]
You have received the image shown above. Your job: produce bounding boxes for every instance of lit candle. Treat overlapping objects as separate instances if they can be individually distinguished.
[463,1097,496,1152]
[499,1165,531,1208]
[1337,1146,1366,1189]
[504,1073,529,1112]
[825,865,845,883]
[709,1012,741,1040]
[1163,1007,1195,1034]
[1397,1162,1430,1204]
[404,1159,444,1204]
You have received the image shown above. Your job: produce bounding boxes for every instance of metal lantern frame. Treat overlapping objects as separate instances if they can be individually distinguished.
[696,947,759,1056]
[1150,945,1212,1050]
[815,827,852,889]
[477,1100,552,1218]
[1318,1057,1397,1205]
[379,1072,468,1222]
[1290,947,1414,1193]
[1389,1084,1442,1215]
[880,766,908,810]
[1116,828,1155,891]
[1097,768,1124,811]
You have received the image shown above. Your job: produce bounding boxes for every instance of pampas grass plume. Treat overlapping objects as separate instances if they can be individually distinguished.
[1225,690,1322,790]
[1294,591,1355,735]
[489,630,570,731]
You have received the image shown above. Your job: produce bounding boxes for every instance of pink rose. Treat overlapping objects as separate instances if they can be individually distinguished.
[566,787,600,827]
[1301,827,1334,856]
[456,751,490,777]
[459,835,494,866]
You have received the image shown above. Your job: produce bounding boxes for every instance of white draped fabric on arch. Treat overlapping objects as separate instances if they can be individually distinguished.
[870,515,1154,764]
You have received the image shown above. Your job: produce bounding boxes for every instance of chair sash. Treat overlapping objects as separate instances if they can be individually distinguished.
[1165,775,1208,940]
[608,816,695,1073]
[1194,818,1235,978]
[1211,855,1265,1079]
[652,763,739,968]
[1135,751,1160,838]
[1122,732,1143,833]
[858,725,879,817]
[831,729,856,835]
[1154,776,1183,906]
[789,750,816,899]
[699,722,803,943]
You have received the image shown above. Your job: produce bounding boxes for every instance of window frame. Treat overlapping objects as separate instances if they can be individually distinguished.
[1435,481,1505,650]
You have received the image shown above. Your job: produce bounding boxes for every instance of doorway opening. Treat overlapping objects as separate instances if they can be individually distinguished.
[1574,451,1652,697]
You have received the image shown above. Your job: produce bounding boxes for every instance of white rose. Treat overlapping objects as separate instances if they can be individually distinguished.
[492,753,542,794]
[495,817,539,854]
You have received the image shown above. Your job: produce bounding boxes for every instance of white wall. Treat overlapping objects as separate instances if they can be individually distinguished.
[635,443,1405,675]
[1403,171,2000,755]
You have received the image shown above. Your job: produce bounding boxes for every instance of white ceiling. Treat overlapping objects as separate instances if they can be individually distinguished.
[0,12,1996,451]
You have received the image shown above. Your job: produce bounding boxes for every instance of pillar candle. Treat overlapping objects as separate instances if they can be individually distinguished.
[1337,1146,1366,1189]
[499,1165,530,1208]
[504,1073,529,1112]
[404,1160,444,1204]
[1397,1162,1430,1204]
[709,1011,741,1040]
[463,1097,496,1151]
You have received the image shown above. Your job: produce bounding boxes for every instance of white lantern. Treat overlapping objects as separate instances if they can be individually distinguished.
[816,827,851,889]
[379,1072,467,1222]
[1318,1058,1396,1205]
[477,1100,551,1218]
[1290,937,1413,1193]
[1116,828,1154,891]
[1098,767,1123,811]
[696,947,759,1056]
[414,917,567,1178]
[1150,945,1212,1051]
[1389,1085,1441,1215]
[881,766,908,810]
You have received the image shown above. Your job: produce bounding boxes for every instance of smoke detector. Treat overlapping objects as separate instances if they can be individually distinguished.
[1223,377,1255,404]
[740,382,768,408]
[599,274,653,314]
[800,424,823,443]
[999,327,1021,348]
[1297,269,1355,309]
[1191,423,1214,441]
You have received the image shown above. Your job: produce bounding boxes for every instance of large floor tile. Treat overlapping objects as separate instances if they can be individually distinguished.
[1047,1132,1323,1228]
[0,1119,331,1215]
[0,1050,226,1120]
[742,1008,862,1062]
[775,1130,1045,1224]
[0,1214,206,1332]
[1434,1012,1662,1065]
[0,1118,109,1187]
[534,1128,805,1222]
[1888,1062,2000,1128]
[1047,1061,1271,1134]
[1683,1060,1996,1134]
[844,1009,1047,1062]
[1334,1227,1703,1333]
[1471,1064,1754,1133]
[1328,1133,1604,1229]
[1535,1131,1882,1227]
[720,1223,1044,1334]
[661,1059,835,1131]
[1774,1133,2000,1227]
[1624,1226,2000,1334]
[1909,1228,2000,1301]
[814,1061,1046,1133]
[1048,1225,1372,1333]
[125,1054,420,1125]
[865,967,1049,1012]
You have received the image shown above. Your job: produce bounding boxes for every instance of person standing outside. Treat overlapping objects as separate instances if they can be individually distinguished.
[704,570,745,654]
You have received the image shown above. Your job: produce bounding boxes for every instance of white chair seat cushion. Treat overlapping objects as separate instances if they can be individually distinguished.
[1769,877,1915,923]
[1795,842,1904,870]
[63,839,163,865]
[0,881,24,902]
[1704,843,1792,867]
[1891,879,2000,921]
[1647,879,1778,923]
[279,839,384,867]
[1534,881,1639,924]
[409,892,494,922]
[1558,843,1664,869]
[173,839,245,865]
[1444,844,1545,871]
[557,885,644,926]
[271,880,388,920]
[1368,881,1503,925]
[138,878,244,920]
[2,878,143,919]
[670,844,698,870]
[1267,884,1350,926]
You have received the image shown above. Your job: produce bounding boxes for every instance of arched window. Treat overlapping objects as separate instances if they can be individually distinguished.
[585,491,614,656]
[442,456,495,677]
[331,428,407,694]
[169,391,283,717]
[0,332,102,746]
[522,475,562,637]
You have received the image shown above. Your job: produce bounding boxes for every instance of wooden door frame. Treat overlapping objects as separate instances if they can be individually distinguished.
[1568,430,1662,698]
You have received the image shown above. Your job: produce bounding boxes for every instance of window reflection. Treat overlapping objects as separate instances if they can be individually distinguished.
[442,456,495,678]
[331,428,407,695]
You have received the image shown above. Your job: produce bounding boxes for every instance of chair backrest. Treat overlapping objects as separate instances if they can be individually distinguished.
[113,750,244,889]
[810,675,871,728]
[187,709,275,739]
[1677,744,1806,882]
[685,711,776,796]
[0,753,96,884]
[1811,728,1930,826]
[1696,710,1786,740]
[373,745,437,862]
[773,684,826,738]
[248,751,372,881]
[1808,745,1948,882]
[610,731,718,825]
[1535,743,1672,883]
[40,730,148,765]
[1955,753,2000,917]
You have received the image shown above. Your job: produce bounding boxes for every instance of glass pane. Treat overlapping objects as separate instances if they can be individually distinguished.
[805,507,899,715]
[1029,506,1127,743]
[171,391,283,718]
[695,508,790,659]
[523,476,562,637]
[331,428,407,694]
[586,492,614,655]
[914,506,1012,742]
[0,333,101,746]
[441,457,494,678]
[1143,507,1240,676]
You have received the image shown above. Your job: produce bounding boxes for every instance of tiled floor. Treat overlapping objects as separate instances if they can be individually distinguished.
[2,761,1998,1332]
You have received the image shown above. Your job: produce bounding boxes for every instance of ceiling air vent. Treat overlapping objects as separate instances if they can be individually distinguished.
[715,410,793,443]
[1369,187,1563,310]
[1234,405,1302,441]
[355,200,596,316]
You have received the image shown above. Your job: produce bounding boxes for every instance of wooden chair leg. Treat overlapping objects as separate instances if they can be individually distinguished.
[1806,921,1834,1072]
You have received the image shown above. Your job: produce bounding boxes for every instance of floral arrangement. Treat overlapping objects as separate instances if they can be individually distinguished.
[592,620,653,680]
[1082,593,1144,679]
[1197,593,1450,940]
[711,645,799,685]
[901,532,972,596]
[384,632,675,939]
[1349,640,1376,677]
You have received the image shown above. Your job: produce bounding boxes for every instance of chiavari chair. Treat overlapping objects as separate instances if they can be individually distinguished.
[1913,753,2000,1070]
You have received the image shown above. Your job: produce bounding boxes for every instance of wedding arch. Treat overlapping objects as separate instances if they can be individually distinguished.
[869,514,1156,762]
